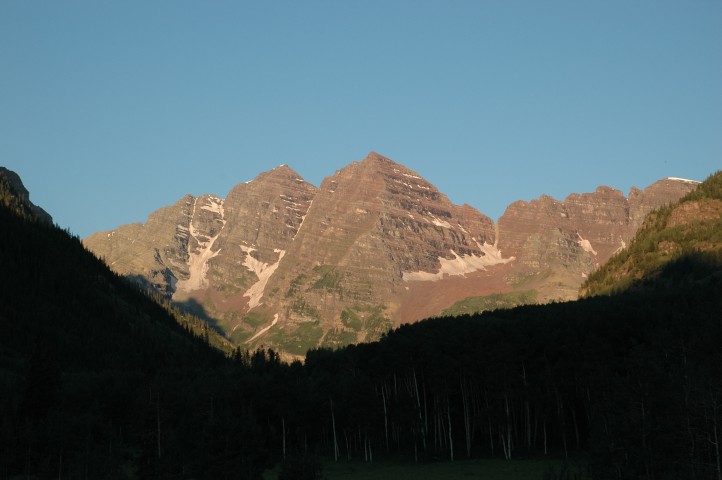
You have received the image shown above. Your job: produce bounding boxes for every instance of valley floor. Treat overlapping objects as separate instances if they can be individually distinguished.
[263,457,585,480]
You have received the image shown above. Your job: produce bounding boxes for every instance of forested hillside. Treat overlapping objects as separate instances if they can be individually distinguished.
[0,177,274,478]
[2,169,721,479]
[275,171,722,479]
[582,171,722,296]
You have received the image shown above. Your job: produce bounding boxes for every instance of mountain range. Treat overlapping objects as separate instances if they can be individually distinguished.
[1,162,721,479]
[83,152,699,355]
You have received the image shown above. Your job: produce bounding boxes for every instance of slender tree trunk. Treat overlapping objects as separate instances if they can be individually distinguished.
[447,398,454,462]
[460,375,471,458]
[330,399,339,461]
[282,417,286,460]
[556,391,567,459]
[156,397,162,459]
[364,433,374,463]
[423,381,429,446]
[343,429,350,461]
[572,408,580,450]
[505,396,512,460]
[381,383,389,453]
[526,401,531,450]
[412,368,427,451]
[713,395,722,480]
[488,417,495,457]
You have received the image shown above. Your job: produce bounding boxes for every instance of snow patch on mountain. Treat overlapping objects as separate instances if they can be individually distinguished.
[576,233,597,255]
[200,196,224,215]
[402,172,422,180]
[242,246,286,309]
[175,197,225,293]
[667,177,701,184]
[402,241,514,282]
[421,212,452,229]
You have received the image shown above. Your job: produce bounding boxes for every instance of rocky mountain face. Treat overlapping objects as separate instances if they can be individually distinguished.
[581,171,722,297]
[85,165,318,335]
[83,153,699,356]
[496,178,700,300]
[244,154,505,354]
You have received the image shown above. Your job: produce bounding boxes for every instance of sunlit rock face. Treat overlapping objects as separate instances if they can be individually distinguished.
[84,153,698,357]
[84,165,318,328]
[253,152,502,353]
[496,179,699,301]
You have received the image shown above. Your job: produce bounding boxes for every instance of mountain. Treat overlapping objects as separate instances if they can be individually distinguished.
[0,166,231,368]
[582,170,722,296]
[495,177,700,301]
[0,168,284,478]
[83,153,699,355]
[84,164,318,335]
[246,153,501,354]
[0,167,52,224]
[3,165,720,478]
[288,173,721,477]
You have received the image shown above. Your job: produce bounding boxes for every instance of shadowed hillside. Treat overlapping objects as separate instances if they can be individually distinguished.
[0,169,274,479]
[2,167,720,479]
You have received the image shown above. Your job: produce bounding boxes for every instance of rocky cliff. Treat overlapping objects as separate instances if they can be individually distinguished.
[581,171,722,297]
[83,153,699,356]
[84,165,318,333]
[495,177,700,301]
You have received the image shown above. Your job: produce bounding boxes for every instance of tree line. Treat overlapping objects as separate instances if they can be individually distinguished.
[2,173,722,478]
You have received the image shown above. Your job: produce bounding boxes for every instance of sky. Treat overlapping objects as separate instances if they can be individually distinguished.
[1,1,721,238]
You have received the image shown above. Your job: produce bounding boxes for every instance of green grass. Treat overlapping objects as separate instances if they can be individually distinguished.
[442,290,538,317]
[312,265,344,292]
[338,305,393,340]
[291,298,321,319]
[286,273,307,298]
[323,328,360,347]
[268,321,325,356]
[341,309,362,330]
[263,458,585,480]
[243,311,271,328]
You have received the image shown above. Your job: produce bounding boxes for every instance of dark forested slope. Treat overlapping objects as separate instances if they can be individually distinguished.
[0,171,272,479]
[291,171,722,479]
[2,168,721,479]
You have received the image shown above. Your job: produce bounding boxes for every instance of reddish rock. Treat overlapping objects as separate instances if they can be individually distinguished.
[83,154,699,356]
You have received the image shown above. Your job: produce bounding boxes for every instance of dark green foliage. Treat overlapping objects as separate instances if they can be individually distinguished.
[583,171,722,297]
[311,265,344,293]
[2,170,722,479]
[0,198,273,478]
[441,290,538,316]
[297,256,722,478]
[683,170,722,202]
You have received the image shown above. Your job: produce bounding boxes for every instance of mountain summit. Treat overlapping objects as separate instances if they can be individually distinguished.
[83,153,699,356]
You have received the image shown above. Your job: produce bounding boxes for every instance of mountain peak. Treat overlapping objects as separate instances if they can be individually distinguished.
[82,154,701,356]
[253,163,306,183]
[363,151,390,162]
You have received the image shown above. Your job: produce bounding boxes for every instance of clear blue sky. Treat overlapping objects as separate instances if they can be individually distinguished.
[2,1,720,238]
